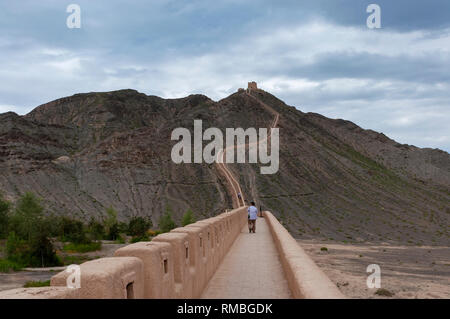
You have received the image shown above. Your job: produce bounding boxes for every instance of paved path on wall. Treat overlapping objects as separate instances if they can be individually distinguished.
[215,90,280,209]
[201,218,292,299]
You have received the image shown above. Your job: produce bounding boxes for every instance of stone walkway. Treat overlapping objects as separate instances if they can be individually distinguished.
[201,218,292,299]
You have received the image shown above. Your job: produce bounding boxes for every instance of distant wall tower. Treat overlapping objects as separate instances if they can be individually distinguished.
[248,81,258,91]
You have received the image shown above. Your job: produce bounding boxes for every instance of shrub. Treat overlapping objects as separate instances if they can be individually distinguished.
[115,235,126,244]
[60,254,98,266]
[0,258,22,272]
[118,222,129,234]
[59,217,89,244]
[45,214,64,237]
[23,280,50,288]
[63,241,102,253]
[87,218,105,241]
[0,194,10,239]
[147,230,160,237]
[130,234,150,243]
[5,232,27,264]
[375,288,394,297]
[128,217,152,237]
[107,223,120,241]
[181,209,196,226]
[320,247,328,252]
[159,208,176,233]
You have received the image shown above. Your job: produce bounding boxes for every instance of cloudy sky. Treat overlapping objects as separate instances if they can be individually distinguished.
[0,0,449,151]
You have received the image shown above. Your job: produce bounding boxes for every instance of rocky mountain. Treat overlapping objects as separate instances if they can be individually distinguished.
[0,88,449,244]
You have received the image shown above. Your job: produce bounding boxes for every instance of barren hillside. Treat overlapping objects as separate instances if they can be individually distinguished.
[0,89,448,245]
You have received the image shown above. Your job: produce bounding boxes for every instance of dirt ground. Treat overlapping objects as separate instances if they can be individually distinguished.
[299,240,450,299]
[0,241,127,292]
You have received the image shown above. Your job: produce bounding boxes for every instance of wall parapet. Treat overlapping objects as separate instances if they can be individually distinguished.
[125,206,247,298]
[264,211,346,299]
[0,208,344,299]
[0,206,247,299]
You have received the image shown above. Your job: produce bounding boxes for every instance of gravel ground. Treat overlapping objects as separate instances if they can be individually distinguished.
[299,240,450,299]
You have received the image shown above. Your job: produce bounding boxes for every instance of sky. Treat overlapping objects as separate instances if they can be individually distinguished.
[0,0,449,152]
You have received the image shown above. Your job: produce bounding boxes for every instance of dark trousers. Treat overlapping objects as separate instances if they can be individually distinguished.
[248,219,256,232]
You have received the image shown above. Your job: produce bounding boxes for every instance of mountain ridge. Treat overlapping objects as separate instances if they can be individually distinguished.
[0,88,448,245]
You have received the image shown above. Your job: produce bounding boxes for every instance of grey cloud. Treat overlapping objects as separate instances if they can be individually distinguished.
[0,1,449,152]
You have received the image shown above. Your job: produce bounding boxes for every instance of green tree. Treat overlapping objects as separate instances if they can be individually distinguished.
[159,206,176,233]
[128,216,152,237]
[58,217,89,244]
[28,233,61,267]
[104,206,119,240]
[181,209,196,226]
[0,194,10,238]
[9,192,44,241]
[6,193,61,267]
[87,218,105,241]
[118,222,129,234]
[5,232,27,265]
[107,223,120,241]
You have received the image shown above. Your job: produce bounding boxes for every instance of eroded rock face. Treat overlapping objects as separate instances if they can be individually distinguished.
[0,89,449,244]
[53,156,71,164]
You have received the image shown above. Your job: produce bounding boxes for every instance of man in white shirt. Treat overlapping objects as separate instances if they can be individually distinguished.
[247,201,258,233]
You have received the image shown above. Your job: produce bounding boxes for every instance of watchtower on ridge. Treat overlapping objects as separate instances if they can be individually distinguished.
[247,81,258,91]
